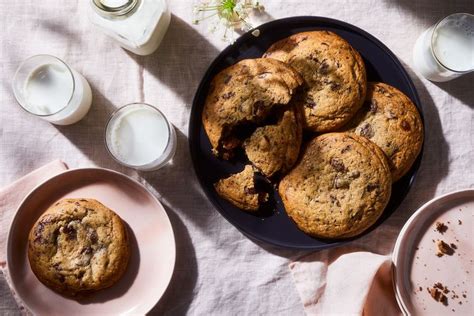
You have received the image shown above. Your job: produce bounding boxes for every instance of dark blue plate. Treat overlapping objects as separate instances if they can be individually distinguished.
[189,16,424,249]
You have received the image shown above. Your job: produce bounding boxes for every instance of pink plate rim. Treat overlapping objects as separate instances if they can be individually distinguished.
[6,167,176,315]
[391,188,474,314]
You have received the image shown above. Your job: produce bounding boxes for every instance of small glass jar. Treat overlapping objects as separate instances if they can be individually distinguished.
[12,55,93,125]
[413,13,474,82]
[89,0,171,55]
[105,103,177,171]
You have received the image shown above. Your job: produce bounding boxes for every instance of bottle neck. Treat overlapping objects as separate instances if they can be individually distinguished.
[92,0,140,18]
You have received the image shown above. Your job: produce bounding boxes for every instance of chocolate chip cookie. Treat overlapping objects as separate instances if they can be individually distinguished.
[263,31,367,132]
[341,82,424,181]
[28,198,130,296]
[214,165,268,211]
[279,133,392,239]
[243,105,303,178]
[202,58,303,159]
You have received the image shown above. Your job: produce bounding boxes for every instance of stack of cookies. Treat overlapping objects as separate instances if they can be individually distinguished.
[202,31,423,239]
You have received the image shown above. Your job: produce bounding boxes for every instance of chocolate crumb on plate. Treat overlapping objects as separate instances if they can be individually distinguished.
[435,221,448,234]
[436,240,455,257]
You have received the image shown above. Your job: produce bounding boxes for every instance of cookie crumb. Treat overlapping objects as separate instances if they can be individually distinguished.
[436,240,455,257]
[428,283,449,306]
[436,221,448,234]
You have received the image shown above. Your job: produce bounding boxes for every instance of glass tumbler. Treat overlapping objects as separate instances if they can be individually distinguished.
[413,13,474,82]
[12,55,92,125]
[105,103,177,171]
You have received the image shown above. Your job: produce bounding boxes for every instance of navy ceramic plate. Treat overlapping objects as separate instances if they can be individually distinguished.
[189,16,424,249]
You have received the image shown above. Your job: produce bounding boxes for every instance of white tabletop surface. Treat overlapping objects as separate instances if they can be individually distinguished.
[1,0,473,315]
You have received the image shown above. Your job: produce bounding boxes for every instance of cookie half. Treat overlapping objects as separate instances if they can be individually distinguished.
[214,165,268,211]
[28,198,130,296]
[279,133,392,239]
[243,105,303,178]
[341,82,424,181]
[263,31,367,132]
[202,58,303,159]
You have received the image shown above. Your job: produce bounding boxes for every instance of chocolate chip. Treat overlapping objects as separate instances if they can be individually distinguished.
[244,187,257,195]
[223,74,232,84]
[330,82,341,91]
[341,145,352,153]
[222,91,235,100]
[359,123,374,138]
[330,158,346,172]
[321,42,329,46]
[81,247,93,255]
[319,61,330,74]
[62,225,77,240]
[369,101,378,114]
[366,183,379,192]
[89,231,98,244]
[329,195,341,207]
[57,274,65,283]
[305,97,316,109]
[400,120,411,131]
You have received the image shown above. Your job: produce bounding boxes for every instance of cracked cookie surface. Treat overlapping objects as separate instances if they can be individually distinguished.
[28,198,130,296]
[279,133,391,239]
[263,31,366,132]
[341,82,424,181]
[202,58,303,159]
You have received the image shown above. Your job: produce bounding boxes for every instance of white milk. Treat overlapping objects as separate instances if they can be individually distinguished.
[89,0,171,55]
[14,56,92,125]
[25,65,92,125]
[413,13,474,82]
[432,15,474,72]
[106,103,176,170]
[24,64,73,115]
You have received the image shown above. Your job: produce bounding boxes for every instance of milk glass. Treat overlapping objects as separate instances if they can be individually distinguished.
[413,13,474,82]
[105,103,177,171]
[12,55,93,125]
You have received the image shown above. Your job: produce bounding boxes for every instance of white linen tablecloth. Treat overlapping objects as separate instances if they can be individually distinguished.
[1,0,473,315]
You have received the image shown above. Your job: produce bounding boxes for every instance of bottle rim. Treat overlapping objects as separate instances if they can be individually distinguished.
[91,0,140,17]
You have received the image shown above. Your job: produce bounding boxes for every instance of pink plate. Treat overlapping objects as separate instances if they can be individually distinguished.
[392,189,473,315]
[7,168,176,315]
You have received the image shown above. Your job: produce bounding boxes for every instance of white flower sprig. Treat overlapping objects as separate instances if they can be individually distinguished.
[193,0,264,43]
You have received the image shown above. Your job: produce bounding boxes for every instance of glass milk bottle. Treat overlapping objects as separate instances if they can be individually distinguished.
[89,0,171,55]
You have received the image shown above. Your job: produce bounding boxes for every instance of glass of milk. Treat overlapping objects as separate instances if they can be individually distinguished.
[89,0,171,55]
[12,55,93,125]
[105,103,177,171]
[413,13,474,82]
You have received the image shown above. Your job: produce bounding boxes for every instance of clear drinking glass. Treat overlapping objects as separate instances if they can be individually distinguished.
[12,55,93,125]
[413,13,474,82]
[105,103,177,171]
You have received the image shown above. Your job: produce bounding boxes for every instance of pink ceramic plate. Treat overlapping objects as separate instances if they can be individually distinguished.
[392,189,473,315]
[7,168,176,315]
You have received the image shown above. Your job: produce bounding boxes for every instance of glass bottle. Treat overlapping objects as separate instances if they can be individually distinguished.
[89,0,171,55]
